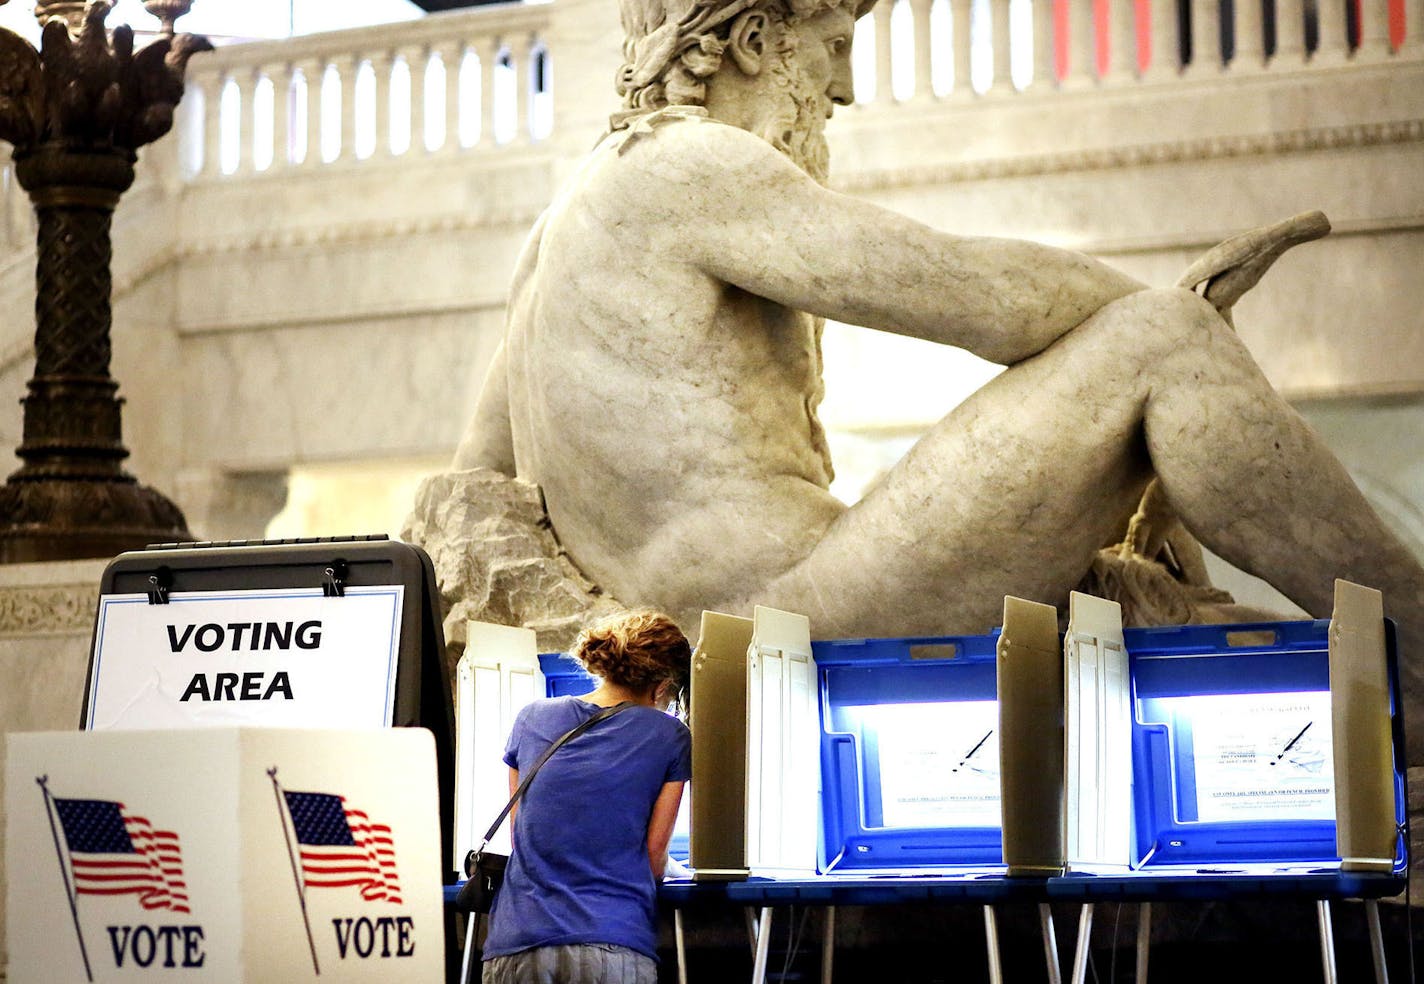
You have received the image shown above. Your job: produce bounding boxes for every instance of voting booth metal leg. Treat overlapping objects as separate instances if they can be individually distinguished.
[822,905,836,984]
[751,907,774,983]
[983,905,1004,984]
[1135,903,1151,984]
[1366,899,1389,984]
[1039,903,1062,984]
[675,908,689,984]
[1317,900,1339,984]
[460,915,479,984]
[1070,904,1095,984]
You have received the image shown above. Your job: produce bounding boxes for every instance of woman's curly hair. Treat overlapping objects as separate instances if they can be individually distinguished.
[572,609,692,694]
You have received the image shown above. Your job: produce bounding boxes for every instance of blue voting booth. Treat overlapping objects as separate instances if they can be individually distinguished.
[452,584,1406,984]
[813,633,1004,872]
[720,593,1407,984]
[810,618,1406,878]
[1125,619,1406,872]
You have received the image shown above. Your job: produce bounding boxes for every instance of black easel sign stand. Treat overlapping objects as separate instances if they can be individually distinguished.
[81,537,458,874]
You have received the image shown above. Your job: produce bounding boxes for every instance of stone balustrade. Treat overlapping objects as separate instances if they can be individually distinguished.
[851,0,1417,103]
[182,3,554,179]
[176,0,1418,182]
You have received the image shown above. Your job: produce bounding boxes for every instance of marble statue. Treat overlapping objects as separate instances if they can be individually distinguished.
[436,0,1424,756]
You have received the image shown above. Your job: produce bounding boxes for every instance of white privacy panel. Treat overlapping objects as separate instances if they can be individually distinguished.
[1063,592,1132,871]
[453,621,543,871]
[745,606,818,875]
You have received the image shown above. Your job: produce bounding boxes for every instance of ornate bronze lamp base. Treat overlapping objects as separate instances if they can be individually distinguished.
[0,2,209,562]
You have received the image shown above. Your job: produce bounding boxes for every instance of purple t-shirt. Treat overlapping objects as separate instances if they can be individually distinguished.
[482,695,693,961]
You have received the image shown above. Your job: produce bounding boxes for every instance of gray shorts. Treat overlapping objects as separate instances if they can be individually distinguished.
[484,943,658,984]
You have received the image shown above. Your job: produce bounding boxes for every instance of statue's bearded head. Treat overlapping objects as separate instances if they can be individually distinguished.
[615,0,872,182]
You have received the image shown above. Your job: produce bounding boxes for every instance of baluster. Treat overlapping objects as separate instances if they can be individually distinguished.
[1063,0,1097,85]
[442,41,465,152]
[1232,0,1267,69]
[874,0,895,101]
[170,74,201,178]
[337,55,358,162]
[301,58,324,166]
[1184,0,1222,73]
[1144,0,1182,78]
[404,44,429,154]
[237,68,260,173]
[370,50,393,157]
[481,40,498,147]
[952,0,974,94]
[266,62,292,169]
[911,0,934,97]
[1271,0,1306,67]
[1356,0,1393,57]
[511,37,528,142]
[1312,0,1349,63]
[1106,0,1140,80]
[1029,0,1057,88]
[202,72,223,176]
[989,0,1015,90]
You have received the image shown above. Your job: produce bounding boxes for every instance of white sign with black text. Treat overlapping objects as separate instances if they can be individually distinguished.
[86,587,404,730]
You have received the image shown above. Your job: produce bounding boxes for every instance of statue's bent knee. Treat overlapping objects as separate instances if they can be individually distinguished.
[1092,286,1227,356]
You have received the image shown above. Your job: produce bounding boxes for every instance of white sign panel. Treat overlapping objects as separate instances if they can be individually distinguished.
[6,728,444,983]
[1167,691,1335,822]
[860,700,1002,828]
[87,587,404,730]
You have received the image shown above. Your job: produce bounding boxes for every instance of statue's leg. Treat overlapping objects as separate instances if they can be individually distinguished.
[747,287,1424,755]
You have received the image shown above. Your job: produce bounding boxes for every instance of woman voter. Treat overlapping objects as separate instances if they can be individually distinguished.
[482,609,693,984]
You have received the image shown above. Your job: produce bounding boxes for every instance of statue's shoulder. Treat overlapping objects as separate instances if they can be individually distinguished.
[599,105,780,172]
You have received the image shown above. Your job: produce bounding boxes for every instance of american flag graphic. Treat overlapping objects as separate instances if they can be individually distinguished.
[52,798,190,913]
[283,790,402,904]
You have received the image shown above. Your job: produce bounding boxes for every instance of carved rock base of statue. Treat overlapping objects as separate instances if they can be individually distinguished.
[401,468,623,676]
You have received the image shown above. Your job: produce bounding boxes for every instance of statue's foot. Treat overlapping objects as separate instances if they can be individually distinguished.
[1177,210,1331,321]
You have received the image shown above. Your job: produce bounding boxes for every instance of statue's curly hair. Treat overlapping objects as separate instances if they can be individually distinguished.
[615,0,851,116]
[572,609,692,694]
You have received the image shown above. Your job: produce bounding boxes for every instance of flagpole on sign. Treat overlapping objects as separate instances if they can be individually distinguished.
[37,776,94,983]
[269,767,321,975]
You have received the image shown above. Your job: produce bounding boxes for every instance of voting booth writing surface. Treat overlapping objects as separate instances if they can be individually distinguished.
[6,728,444,983]
[83,538,457,878]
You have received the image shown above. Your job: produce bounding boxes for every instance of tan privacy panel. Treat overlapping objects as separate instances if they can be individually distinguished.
[1330,579,1397,871]
[689,610,754,879]
[998,596,1065,876]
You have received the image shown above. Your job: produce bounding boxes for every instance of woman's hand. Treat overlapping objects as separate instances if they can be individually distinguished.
[646,780,686,880]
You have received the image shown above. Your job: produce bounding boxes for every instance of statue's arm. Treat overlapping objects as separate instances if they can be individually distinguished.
[639,124,1145,365]
[452,339,515,475]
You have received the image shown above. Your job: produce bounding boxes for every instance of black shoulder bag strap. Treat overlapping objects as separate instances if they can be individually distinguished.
[471,700,635,861]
